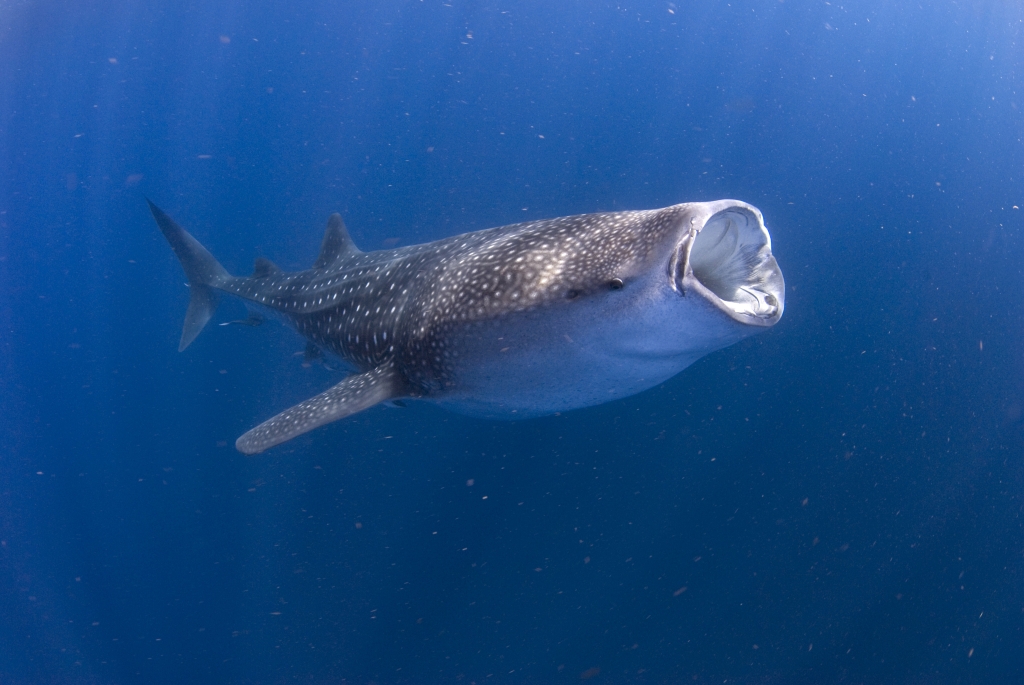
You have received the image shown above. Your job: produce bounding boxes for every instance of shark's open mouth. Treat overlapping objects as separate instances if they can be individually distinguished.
[686,205,785,325]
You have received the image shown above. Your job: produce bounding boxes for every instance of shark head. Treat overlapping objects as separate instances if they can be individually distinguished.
[640,199,784,366]
[430,199,785,418]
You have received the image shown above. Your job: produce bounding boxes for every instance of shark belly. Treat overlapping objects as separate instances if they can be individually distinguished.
[432,333,690,418]
[429,288,754,418]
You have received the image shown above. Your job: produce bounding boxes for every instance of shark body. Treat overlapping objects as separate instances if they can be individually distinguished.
[149,199,784,454]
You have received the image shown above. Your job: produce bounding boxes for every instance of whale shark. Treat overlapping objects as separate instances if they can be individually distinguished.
[149,199,784,454]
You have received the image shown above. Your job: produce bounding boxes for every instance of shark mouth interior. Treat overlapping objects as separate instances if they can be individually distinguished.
[688,207,785,323]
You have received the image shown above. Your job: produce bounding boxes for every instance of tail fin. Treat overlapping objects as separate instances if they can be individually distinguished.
[147,200,231,351]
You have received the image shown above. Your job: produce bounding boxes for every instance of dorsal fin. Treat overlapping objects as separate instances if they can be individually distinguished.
[252,256,282,278]
[313,213,360,269]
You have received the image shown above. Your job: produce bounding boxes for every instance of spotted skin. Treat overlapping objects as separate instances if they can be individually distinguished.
[150,199,784,454]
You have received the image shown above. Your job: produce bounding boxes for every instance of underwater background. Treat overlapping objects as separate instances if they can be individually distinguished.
[3,1,1024,683]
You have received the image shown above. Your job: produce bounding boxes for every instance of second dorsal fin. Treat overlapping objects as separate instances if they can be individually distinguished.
[313,213,360,269]
[252,256,282,278]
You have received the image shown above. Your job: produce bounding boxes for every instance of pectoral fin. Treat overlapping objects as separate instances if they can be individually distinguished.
[236,363,400,454]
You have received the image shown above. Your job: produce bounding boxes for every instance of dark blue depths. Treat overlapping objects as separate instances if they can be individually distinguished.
[2,0,1024,682]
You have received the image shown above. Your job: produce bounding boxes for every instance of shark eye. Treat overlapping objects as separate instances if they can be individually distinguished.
[566,289,581,300]
[608,278,624,290]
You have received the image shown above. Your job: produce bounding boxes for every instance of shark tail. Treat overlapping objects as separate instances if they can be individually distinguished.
[147,200,231,351]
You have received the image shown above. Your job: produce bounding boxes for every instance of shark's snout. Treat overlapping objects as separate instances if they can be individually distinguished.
[677,203,785,326]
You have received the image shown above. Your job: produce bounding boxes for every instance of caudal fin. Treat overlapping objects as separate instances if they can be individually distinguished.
[147,200,231,351]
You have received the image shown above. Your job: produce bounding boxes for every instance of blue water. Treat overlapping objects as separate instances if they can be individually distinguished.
[3,1,1024,683]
